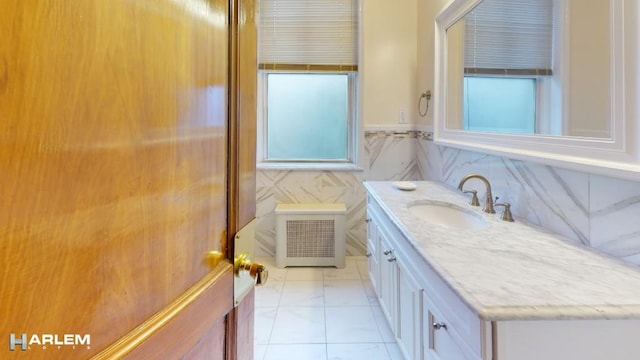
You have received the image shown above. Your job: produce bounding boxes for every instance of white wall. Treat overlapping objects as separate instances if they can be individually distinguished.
[362,0,418,126]
[567,1,611,137]
[417,0,449,127]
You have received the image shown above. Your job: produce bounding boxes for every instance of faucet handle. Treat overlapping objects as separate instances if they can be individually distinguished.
[493,197,514,222]
[463,190,480,206]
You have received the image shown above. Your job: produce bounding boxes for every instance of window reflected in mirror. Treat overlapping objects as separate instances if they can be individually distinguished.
[464,77,536,134]
[445,0,612,139]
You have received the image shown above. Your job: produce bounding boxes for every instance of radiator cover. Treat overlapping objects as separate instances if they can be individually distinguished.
[275,203,346,268]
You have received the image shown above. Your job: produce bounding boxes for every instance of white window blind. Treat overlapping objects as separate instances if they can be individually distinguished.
[259,0,358,71]
[464,0,554,76]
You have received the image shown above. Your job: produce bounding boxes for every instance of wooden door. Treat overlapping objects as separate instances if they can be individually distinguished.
[228,0,258,358]
[0,0,244,358]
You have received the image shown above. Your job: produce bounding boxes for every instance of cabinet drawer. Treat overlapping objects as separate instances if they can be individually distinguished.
[426,309,469,360]
[423,290,485,360]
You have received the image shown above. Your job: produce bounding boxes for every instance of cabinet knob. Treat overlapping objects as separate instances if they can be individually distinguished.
[432,322,447,330]
[366,252,372,257]
[365,218,372,223]
[383,249,392,255]
[387,256,397,262]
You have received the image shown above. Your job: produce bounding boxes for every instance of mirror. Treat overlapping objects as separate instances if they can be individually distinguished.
[445,0,612,138]
[434,0,640,181]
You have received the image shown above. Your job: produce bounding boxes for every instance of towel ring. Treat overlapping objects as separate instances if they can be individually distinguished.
[418,90,431,117]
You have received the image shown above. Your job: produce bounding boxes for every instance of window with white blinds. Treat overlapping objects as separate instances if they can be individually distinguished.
[464,0,554,76]
[258,0,359,71]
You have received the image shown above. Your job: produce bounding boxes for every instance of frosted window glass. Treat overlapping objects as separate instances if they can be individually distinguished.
[463,77,536,134]
[267,73,349,161]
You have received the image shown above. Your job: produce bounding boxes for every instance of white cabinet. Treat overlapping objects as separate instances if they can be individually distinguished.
[367,196,489,360]
[397,260,424,360]
[366,209,379,294]
[493,320,640,360]
[378,232,397,328]
[377,222,424,360]
[368,197,425,360]
[367,191,640,360]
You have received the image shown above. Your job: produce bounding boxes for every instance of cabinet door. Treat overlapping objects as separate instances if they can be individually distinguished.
[379,232,397,331]
[397,261,424,360]
[366,211,380,293]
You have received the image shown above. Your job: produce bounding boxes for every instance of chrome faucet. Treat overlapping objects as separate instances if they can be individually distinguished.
[457,174,496,214]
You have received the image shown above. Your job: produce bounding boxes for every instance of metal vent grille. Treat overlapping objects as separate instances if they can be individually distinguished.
[286,219,335,258]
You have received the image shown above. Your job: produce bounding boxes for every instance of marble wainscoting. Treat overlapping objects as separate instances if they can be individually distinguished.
[365,129,424,181]
[418,137,640,266]
[254,129,425,258]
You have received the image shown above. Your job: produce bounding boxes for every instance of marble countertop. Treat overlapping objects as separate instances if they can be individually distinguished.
[364,181,640,321]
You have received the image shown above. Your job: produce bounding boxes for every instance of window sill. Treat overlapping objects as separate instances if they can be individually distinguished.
[257,162,364,172]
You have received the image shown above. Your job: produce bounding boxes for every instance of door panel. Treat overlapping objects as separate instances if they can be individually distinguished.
[235,0,258,229]
[95,269,233,359]
[229,0,258,356]
[0,0,232,358]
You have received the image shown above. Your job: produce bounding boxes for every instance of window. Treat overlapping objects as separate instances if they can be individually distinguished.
[266,73,354,161]
[462,0,555,134]
[258,0,359,166]
[464,77,537,134]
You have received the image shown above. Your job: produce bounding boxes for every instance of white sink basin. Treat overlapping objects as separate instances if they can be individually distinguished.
[407,200,488,230]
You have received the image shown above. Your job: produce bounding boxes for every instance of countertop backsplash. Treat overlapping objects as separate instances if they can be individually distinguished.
[420,139,640,266]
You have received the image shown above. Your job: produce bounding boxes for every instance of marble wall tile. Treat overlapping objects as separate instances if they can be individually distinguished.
[418,140,640,266]
[486,157,590,245]
[431,145,592,244]
[589,175,640,263]
[418,136,441,181]
[255,170,369,257]
[365,131,422,181]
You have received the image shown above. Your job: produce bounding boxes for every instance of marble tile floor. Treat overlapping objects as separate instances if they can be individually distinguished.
[254,256,404,360]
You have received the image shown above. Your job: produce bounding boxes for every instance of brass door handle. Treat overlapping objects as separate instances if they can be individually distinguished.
[234,253,268,286]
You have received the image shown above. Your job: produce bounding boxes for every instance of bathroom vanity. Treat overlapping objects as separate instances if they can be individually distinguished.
[364,181,640,360]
